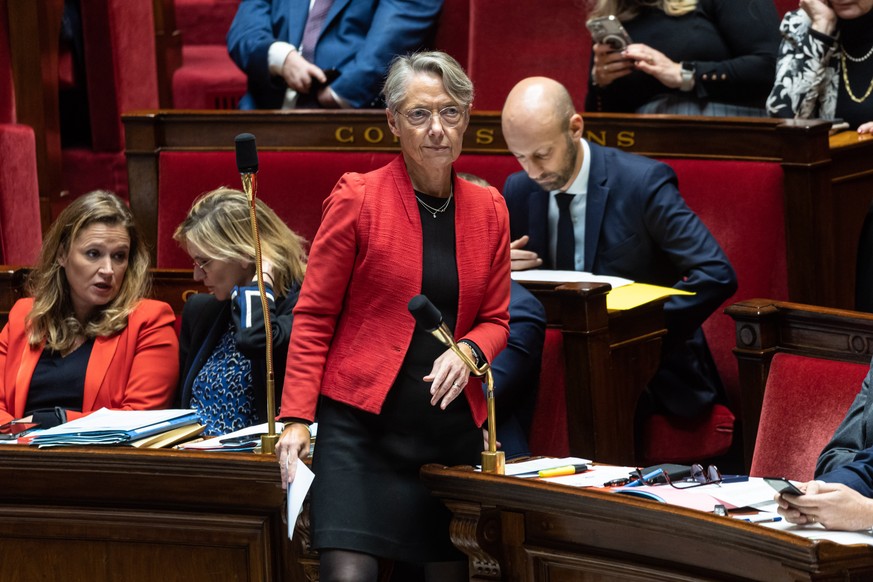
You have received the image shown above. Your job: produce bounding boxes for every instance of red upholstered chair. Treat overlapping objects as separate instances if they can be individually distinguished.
[170,0,245,109]
[55,0,160,207]
[773,0,797,16]
[0,0,43,264]
[466,0,590,111]
[529,329,570,456]
[637,159,787,465]
[750,353,868,481]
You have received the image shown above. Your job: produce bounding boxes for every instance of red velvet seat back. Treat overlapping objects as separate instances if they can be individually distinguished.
[658,158,788,415]
[434,0,471,69]
[467,0,590,111]
[0,0,14,124]
[156,151,520,267]
[773,0,796,15]
[751,353,868,481]
[174,0,240,46]
[80,0,159,151]
[529,329,570,456]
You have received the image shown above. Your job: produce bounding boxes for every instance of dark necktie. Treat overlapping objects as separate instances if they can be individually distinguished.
[555,192,576,270]
[300,0,335,62]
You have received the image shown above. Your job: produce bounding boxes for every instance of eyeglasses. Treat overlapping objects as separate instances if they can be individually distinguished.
[396,105,466,127]
[663,464,722,489]
[192,257,213,271]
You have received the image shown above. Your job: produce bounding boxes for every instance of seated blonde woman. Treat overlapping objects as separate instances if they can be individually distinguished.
[0,191,179,428]
[173,187,306,436]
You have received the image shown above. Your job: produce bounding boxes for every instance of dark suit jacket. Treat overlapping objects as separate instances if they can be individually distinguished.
[227,0,443,109]
[816,358,873,477]
[178,284,299,423]
[503,142,737,417]
[819,444,873,498]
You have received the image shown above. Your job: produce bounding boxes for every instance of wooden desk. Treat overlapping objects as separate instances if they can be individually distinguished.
[0,446,315,582]
[420,463,873,581]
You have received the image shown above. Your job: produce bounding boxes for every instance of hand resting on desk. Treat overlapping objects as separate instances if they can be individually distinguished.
[775,480,873,530]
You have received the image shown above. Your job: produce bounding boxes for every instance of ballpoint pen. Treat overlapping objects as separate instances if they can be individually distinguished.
[538,464,589,478]
[735,514,782,523]
[624,467,664,487]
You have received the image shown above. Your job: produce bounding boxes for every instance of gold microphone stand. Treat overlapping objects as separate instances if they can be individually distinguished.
[240,172,279,455]
[431,324,505,475]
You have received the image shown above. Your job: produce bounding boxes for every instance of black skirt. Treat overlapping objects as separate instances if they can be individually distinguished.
[310,375,481,563]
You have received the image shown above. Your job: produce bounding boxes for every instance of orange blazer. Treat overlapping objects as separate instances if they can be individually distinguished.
[281,157,511,427]
[0,298,180,424]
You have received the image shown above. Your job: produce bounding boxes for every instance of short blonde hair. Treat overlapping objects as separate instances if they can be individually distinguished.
[588,0,696,20]
[26,190,152,350]
[173,188,306,297]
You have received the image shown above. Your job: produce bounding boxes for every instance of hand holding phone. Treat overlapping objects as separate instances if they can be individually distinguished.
[764,477,805,496]
[586,15,633,51]
[310,68,341,95]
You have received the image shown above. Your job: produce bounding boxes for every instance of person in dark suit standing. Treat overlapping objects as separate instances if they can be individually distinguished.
[501,76,737,426]
[173,188,306,436]
[227,0,444,109]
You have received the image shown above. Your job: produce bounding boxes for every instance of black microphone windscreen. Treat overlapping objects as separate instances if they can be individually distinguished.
[407,294,442,331]
[235,133,259,174]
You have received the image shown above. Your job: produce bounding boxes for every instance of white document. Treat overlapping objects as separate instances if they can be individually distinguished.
[511,269,633,288]
[501,456,592,476]
[35,408,198,435]
[287,459,315,540]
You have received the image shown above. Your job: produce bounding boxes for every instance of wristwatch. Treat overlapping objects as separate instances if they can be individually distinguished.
[679,62,696,92]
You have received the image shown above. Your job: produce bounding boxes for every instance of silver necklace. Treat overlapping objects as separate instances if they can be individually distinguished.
[415,191,453,218]
[843,43,873,63]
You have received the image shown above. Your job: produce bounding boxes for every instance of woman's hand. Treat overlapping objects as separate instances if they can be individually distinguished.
[424,345,474,410]
[591,43,634,87]
[859,121,873,135]
[775,480,873,530]
[622,43,683,89]
[277,422,312,486]
[800,0,837,36]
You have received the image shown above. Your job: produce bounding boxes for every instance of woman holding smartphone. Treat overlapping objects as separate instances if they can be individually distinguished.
[585,0,781,115]
[767,0,873,134]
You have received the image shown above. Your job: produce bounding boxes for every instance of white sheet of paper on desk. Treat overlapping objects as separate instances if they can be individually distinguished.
[511,270,632,288]
[762,519,873,546]
[502,456,592,476]
[180,421,285,450]
[696,478,779,509]
[288,459,315,540]
[545,465,637,487]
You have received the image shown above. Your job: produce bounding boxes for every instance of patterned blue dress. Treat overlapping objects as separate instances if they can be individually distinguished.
[189,322,258,435]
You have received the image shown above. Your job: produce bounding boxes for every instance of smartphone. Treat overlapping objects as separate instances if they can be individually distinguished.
[586,15,633,51]
[0,421,40,440]
[310,68,341,94]
[219,433,265,446]
[764,477,804,496]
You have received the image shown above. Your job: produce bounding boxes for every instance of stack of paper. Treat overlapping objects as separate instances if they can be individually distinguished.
[29,408,200,448]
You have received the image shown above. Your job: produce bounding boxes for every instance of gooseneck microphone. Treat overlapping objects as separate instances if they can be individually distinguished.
[407,294,505,474]
[234,133,278,455]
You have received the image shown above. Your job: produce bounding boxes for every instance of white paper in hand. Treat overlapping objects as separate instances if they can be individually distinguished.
[287,459,315,540]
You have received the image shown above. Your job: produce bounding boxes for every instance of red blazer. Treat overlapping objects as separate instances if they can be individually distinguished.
[0,298,180,424]
[281,157,511,427]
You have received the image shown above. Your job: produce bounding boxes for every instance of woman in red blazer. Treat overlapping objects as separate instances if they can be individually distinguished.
[0,191,178,429]
[276,52,510,580]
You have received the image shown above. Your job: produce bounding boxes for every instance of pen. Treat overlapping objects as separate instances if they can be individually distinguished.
[603,477,632,487]
[736,514,782,523]
[538,464,589,478]
[624,468,663,487]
